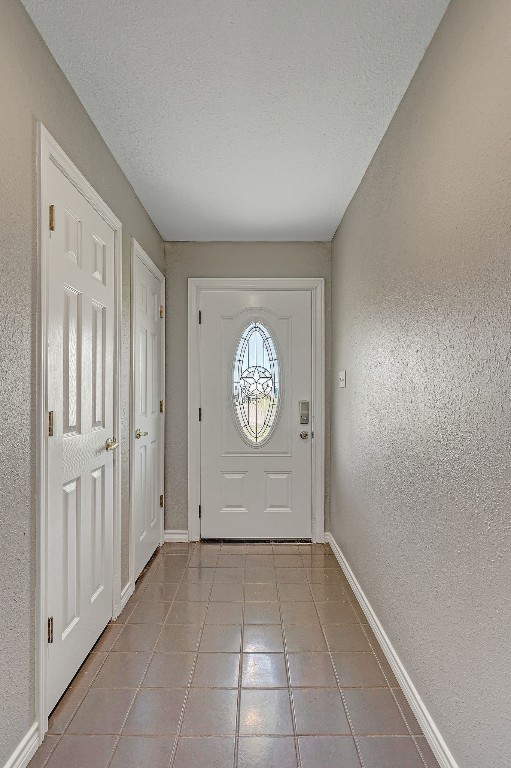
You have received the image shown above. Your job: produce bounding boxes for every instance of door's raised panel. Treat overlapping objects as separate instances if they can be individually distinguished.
[139,280,148,314]
[64,205,82,266]
[152,288,160,322]
[92,234,106,284]
[137,445,147,541]
[148,440,157,526]
[138,328,147,417]
[63,286,82,435]
[92,301,105,429]
[265,472,292,512]
[91,467,105,602]
[151,332,158,415]
[62,479,81,638]
[221,472,248,513]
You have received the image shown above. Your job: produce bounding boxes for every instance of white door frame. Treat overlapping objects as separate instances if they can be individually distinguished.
[36,125,122,739]
[129,238,166,590]
[188,277,325,543]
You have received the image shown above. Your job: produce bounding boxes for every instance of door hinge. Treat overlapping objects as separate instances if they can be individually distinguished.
[198,310,202,324]
[160,399,164,413]
[49,204,55,232]
[199,504,201,519]
[198,407,202,422]
[160,494,164,508]
[47,617,54,644]
[160,305,164,319]
[48,410,54,437]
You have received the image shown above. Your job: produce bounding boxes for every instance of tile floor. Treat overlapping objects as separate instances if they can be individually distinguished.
[30,542,440,768]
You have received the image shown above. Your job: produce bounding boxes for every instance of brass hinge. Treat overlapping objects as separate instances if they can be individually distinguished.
[198,310,202,324]
[160,400,164,413]
[160,305,164,319]
[198,407,202,422]
[49,205,55,232]
[199,504,201,519]
[47,617,54,644]
[48,410,54,437]
[160,494,164,508]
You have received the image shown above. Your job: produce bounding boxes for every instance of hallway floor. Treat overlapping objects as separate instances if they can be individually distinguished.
[30,543,439,768]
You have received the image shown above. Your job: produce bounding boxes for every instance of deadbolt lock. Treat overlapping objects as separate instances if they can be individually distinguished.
[299,400,310,424]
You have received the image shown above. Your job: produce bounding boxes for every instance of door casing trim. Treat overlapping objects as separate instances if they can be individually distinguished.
[188,277,325,543]
[129,238,166,591]
[37,125,122,741]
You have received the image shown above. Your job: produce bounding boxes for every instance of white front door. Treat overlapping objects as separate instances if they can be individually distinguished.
[200,290,312,539]
[132,245,164,579]
[46,160,116,711]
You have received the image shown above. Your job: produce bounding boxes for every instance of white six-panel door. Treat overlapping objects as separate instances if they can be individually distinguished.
[46,160,116,711]
[200,290,312,539]
[132,245,164,579]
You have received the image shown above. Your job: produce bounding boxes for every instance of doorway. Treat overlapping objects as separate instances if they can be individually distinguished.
[188,278,325,542]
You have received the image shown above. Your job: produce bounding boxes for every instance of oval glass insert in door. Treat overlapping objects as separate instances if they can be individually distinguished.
[232,321,280,446]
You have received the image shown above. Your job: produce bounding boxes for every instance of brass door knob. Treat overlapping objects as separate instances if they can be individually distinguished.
[106,437,119,451]
[300,431,309,440]
[135,429,149,439]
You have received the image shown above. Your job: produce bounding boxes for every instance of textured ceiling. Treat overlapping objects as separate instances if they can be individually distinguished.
[22,0,449,241]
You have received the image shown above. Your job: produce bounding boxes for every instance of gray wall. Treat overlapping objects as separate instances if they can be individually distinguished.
[0,0,164,762]
[330,1,511,766]
[164,241,331,532]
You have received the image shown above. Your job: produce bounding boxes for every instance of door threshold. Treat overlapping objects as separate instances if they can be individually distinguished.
[200,538,313,544]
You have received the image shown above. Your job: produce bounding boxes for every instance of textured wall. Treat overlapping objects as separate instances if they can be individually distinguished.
[164,241,331,532]
[0,0,163,762]
[330,1,511,766]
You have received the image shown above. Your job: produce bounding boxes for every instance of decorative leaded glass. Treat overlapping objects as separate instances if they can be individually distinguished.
[232,321,280,446]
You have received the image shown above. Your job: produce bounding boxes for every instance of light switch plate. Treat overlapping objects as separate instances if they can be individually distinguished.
[339,370,346,388]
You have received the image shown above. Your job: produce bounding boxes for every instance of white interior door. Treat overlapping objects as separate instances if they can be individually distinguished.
[200,290,312,539]
[132,247,164,579]
[46,160,116,711]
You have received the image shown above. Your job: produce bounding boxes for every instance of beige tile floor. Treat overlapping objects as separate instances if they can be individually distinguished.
[30,542,440,768]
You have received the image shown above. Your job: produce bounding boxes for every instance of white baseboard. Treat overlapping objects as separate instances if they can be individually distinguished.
[4,723,39,768]
[119,580,134,612]
[325,532,458,768]
[164,529,189,543]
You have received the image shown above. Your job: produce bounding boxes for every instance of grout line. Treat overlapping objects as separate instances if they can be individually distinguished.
[303,547,366,768]
[40,546,192,768]
[324,542,437,768]
[41,574,164,762]
[37,639,113,767]
[36,543,435,768]
[167,543,220,768]
[334,556,434,768]
[346,605,433,768]
[276,550,302,768]
[103,543,197,768]
[233,548,247,768]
